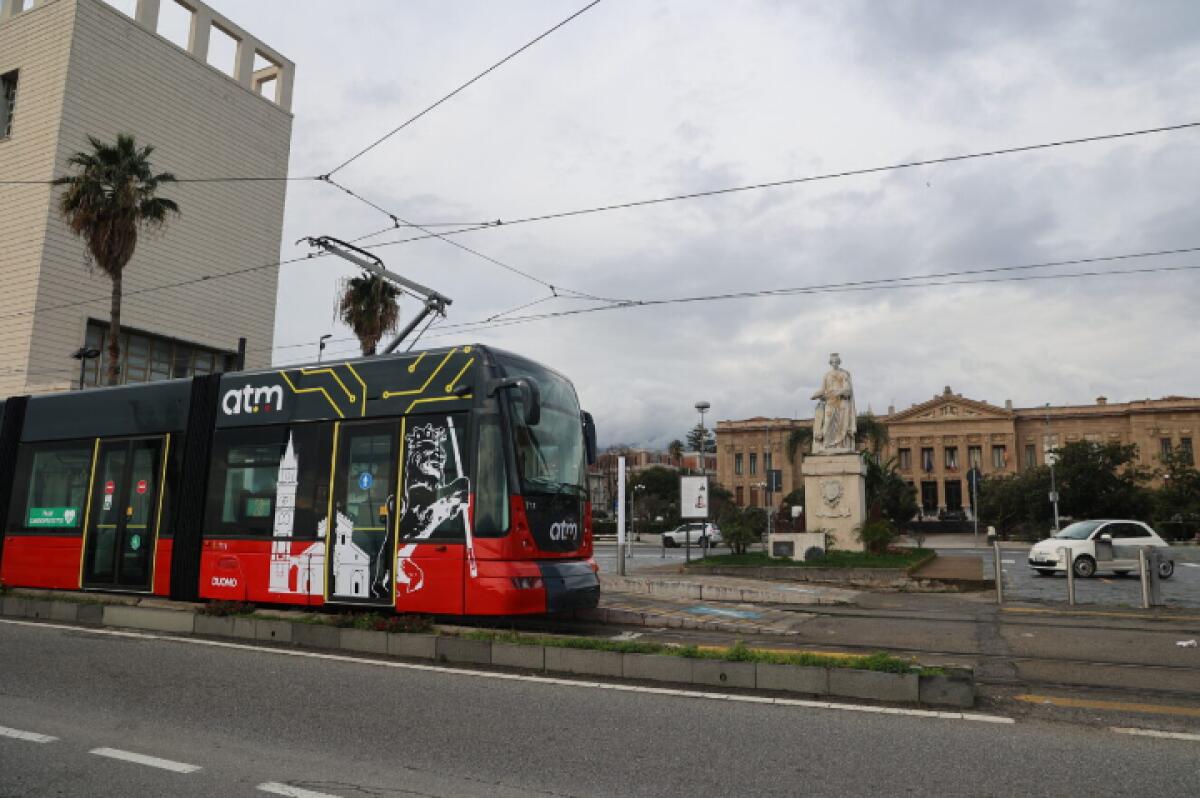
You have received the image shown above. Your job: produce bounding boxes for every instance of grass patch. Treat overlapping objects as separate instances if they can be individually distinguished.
[330,612,432,633]
[198,600,256,617]
[464,631,939,674]
[690,549,935,569]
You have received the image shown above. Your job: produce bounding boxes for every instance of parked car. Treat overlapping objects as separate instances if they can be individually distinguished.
[662,522,722,548]
[1028,520,1174,578]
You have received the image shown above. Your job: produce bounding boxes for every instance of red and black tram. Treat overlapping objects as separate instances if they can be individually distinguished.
[0,345,600,615]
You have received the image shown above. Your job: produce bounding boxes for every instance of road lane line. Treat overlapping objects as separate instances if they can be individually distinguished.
[1016,694,1200,718]
[0,725,57,743]
[1112,727,1200,742]
[89,747,201,773]
[1181,563,1199,568]
[258,783,344,798]
[0,618,1014,726]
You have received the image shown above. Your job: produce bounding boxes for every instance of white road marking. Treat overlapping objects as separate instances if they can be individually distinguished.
[0,618,1014,726]
[1180,563,1199,568]
[1002,560,1015,564]
[89,747,201,773]
[1112,727,1200,742]
[0,725,57,743]
[258,783,343,798]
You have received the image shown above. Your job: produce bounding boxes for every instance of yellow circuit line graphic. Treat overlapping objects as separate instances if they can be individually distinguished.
[299,367,358,403]
[407,352,427,373]
[446,358,474,393]
[405,394,473,414]
[382,347,469,400]
[280,370,345,419]
[344,363,368,416]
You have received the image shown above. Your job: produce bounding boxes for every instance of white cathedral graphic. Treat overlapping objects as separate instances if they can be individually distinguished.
[268,434,325,596]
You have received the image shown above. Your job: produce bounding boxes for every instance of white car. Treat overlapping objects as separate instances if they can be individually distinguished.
[1028,520,1175,579]
[661,522,722,548]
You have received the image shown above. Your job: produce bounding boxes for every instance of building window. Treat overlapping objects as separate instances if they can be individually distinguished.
[1024,444,1036,469]
[735,485,744,506]
[898,448,911,470]
[921,448,934,472]
[944,447,959,471]
[1182,438,1195,466]
[734,453,743,476]
[967,446,982,468]
[1161,438,1173,461]
[84,320,236,387]
[991,445,1007,470]
[750,487,759,507]
[749,452,758,476]
[1,70,17,138]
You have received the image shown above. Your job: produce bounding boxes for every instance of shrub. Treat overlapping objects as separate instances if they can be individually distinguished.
[198,600,255,617]
[856,518,897,555]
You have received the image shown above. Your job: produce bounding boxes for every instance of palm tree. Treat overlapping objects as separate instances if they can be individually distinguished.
[855,412,890,455]
[54,134,179,386]
[667,439,684,466]
[337,272,401,355]
[786,425,813,466]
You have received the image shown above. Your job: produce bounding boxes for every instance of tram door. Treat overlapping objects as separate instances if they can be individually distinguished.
[82,437,164,591]
[327,422,397,606]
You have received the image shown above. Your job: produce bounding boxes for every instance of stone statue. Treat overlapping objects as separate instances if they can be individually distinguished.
[811,353,856,454]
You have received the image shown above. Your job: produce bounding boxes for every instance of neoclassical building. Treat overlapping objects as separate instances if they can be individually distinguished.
[716,388,1199,517]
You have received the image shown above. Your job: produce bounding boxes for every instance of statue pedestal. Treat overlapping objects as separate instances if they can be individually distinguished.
[801,453,867,552]
[767,531,826,561]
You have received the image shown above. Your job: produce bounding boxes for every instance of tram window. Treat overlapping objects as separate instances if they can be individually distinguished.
[205,424,332,538]
[8,442,92,532]
[473,415,509,537]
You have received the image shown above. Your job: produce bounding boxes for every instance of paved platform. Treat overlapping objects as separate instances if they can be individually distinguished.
[599,572,858,606]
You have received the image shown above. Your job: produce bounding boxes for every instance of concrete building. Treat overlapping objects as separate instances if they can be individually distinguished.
[716,389,1200,517]
[0,0,294,394]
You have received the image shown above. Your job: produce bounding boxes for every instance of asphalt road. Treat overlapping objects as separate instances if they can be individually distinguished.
[3,620,1200,797]
[593,539,724,574]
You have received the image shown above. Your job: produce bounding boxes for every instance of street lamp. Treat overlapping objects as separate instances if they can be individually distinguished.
[1045,404,1060,531]
[71,346,102,390]
[317,334,333,362]
[632,483,646,542]
[691,401,711,563]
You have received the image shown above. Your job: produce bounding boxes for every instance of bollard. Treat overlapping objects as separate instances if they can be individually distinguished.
[992,538,1004,604]
[1138,548,1151,609]
[1060,547,1075,606]
[660,532,665,559]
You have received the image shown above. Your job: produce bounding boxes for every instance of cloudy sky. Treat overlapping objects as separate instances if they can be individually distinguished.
[193,0,1200,447]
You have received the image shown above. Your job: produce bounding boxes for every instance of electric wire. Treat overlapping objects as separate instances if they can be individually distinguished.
[324,0,605,177]
[353,120,1200,250]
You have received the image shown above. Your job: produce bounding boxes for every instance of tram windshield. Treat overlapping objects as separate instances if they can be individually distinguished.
[498,356,586,498]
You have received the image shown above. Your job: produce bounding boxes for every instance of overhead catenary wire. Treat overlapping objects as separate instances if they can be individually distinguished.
[324,0,605,177]
[322,177,620,302]
[352,120,1200,250]
[257,244,1200,355]
[418,257,1200,339]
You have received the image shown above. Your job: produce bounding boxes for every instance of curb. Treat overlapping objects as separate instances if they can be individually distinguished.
[0,592,974,708]
[599,574,854,605]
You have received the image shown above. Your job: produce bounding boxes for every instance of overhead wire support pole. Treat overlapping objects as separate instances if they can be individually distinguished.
[299,236,453,354]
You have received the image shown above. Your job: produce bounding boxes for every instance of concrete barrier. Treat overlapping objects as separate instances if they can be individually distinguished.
[0,590,971,708]
[340,628,388,654]
[436,636,491,665]
[545,646,623,677]
[829,669,920,703]
[492,641,545,671]
[102,605,194,634]
[388,632,436,660]
[755,662,829,695]
[622,652,694,684]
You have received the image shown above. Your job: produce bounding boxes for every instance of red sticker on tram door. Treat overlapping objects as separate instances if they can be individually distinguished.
[104,480,115,495]
[135,479,148,495]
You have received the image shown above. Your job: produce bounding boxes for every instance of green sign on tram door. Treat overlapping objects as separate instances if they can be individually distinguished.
[26,507,80,528]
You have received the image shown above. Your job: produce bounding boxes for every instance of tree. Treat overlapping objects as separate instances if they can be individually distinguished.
[667,439,684,466]
[718,504,767,555]
[978,468,1051,538]
[686,423,716,453]
[1153,447,1200,540]
[54,134,179,385]
[338,272,401,355]
[863,452,918,528]
[786,426,813,466]
[1053,441,1153,521]
[855,412,889,455]
[708,482,734,518]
